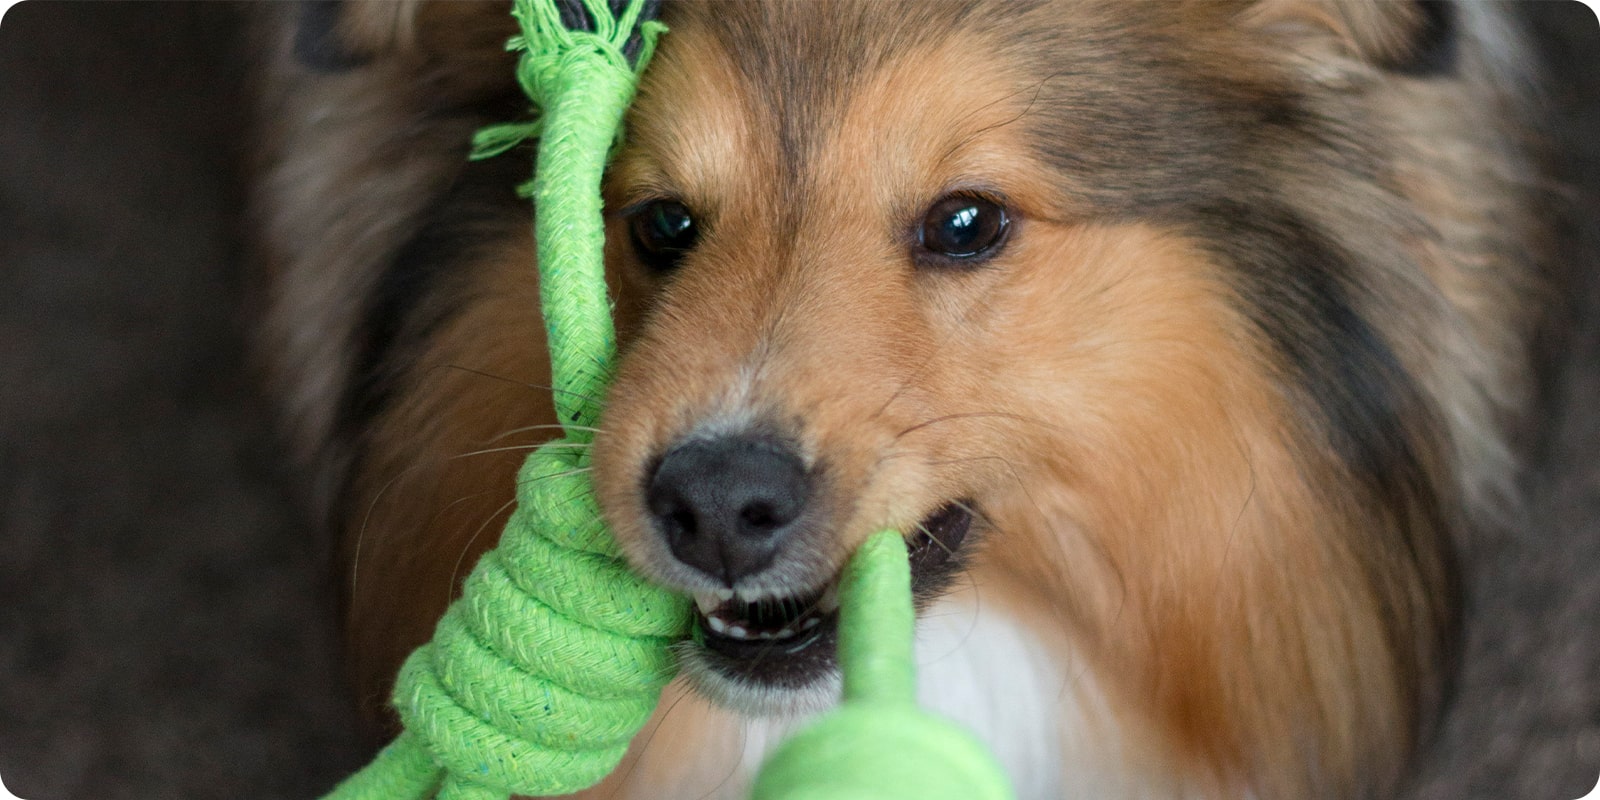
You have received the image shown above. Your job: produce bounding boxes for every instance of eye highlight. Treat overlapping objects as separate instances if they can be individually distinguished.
[627,198,698,273]
[916,194,1011,267]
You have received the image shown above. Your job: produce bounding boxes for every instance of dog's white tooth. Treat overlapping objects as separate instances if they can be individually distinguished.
[736,586,785,605]
[800,617,821,630]
[775,626,796,638]
[706,615,729,634]
[728,625,750,639]
[715,588,735,602]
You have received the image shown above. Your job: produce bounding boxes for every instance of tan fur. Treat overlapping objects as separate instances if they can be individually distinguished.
[1247,0,1444,65]
[965,224,1408,796]
[1245,1,1546,521]
[593,20,1448,794]
[249,1,1553,796]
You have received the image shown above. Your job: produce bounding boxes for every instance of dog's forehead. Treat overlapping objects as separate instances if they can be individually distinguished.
[616,0,1279,224]
[617,1,1066,220]
[665,1,1001,180]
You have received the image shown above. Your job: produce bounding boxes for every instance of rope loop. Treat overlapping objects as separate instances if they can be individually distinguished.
[379,436,689,799]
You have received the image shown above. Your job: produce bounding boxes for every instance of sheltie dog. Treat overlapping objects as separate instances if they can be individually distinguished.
[248,1,1566,797]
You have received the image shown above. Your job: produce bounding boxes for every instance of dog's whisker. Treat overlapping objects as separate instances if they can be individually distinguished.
[448,443,565,461]
[912,519,959,560]
[698,710,750,800]
[947,497,996,531]
[433,362,606,406]
[868,346,944,423]
[481,422,605,444]
[936,68,1065,167]
[514,466,592,487]
[444,496,520,605]
[892,410,1057,441]
[604,676,697,800]
[350,458,439,598]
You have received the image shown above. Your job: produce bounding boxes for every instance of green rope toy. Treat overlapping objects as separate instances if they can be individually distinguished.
[319,1,1012,798]
[752,531,1012,800]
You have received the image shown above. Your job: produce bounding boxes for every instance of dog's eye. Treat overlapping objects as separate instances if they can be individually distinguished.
[628,199,698,273]
[917,194,1010,266]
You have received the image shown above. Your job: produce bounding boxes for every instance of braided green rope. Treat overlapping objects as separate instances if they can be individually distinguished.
[478,0,665,435]
[318,1,1015,798]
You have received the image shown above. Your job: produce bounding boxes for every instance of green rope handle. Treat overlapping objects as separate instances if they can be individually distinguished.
[751,532,1012,799]
[319,1,1015,798]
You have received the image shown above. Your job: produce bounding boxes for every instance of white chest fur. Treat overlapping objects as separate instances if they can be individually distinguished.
[599,591,1189,800]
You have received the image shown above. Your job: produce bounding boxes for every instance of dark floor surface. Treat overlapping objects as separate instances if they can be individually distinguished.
[0,2,1596,799]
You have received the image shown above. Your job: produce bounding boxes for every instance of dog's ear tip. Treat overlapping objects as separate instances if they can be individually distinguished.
[1381,1,1457,78]
[293,0,372,73]
[1243,0,1457,77]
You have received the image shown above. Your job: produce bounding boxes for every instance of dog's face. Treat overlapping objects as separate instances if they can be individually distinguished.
[593,0,1348,717]
[594,6,1048,706]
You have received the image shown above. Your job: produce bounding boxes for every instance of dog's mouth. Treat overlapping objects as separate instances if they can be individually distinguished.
[685,502,975,695]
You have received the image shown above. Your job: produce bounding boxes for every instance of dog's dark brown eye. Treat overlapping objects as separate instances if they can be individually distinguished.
[917,194,1009,266]
[628,199,698,273]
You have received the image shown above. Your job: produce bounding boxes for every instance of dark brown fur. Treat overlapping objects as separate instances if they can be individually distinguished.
[250,2,1558,796]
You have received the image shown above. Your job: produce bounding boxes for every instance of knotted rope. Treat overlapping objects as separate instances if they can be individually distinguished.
[318,1,1015,798]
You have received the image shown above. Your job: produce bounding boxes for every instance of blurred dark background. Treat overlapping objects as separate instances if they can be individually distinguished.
[0,2,1596,799]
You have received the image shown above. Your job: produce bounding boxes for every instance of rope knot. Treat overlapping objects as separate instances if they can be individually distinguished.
[388,436,690,798]
[473,0,665,164]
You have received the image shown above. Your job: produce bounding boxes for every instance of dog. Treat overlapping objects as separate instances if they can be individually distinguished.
[248,1,1566,797]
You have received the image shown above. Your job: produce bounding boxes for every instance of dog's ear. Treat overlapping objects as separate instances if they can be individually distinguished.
[290,0,519,104]
[1242,0,1456,76]
[292,0,515,73]
[291,0,409,72]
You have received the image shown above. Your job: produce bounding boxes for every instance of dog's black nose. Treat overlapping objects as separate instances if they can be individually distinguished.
[646,435,809,585]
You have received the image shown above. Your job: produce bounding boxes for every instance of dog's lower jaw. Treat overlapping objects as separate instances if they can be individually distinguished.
[674,639,844,718]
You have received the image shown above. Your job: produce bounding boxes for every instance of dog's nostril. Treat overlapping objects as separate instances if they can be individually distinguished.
[646,435,809,585]
[668,508,698,536]
[740,501,779,530]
